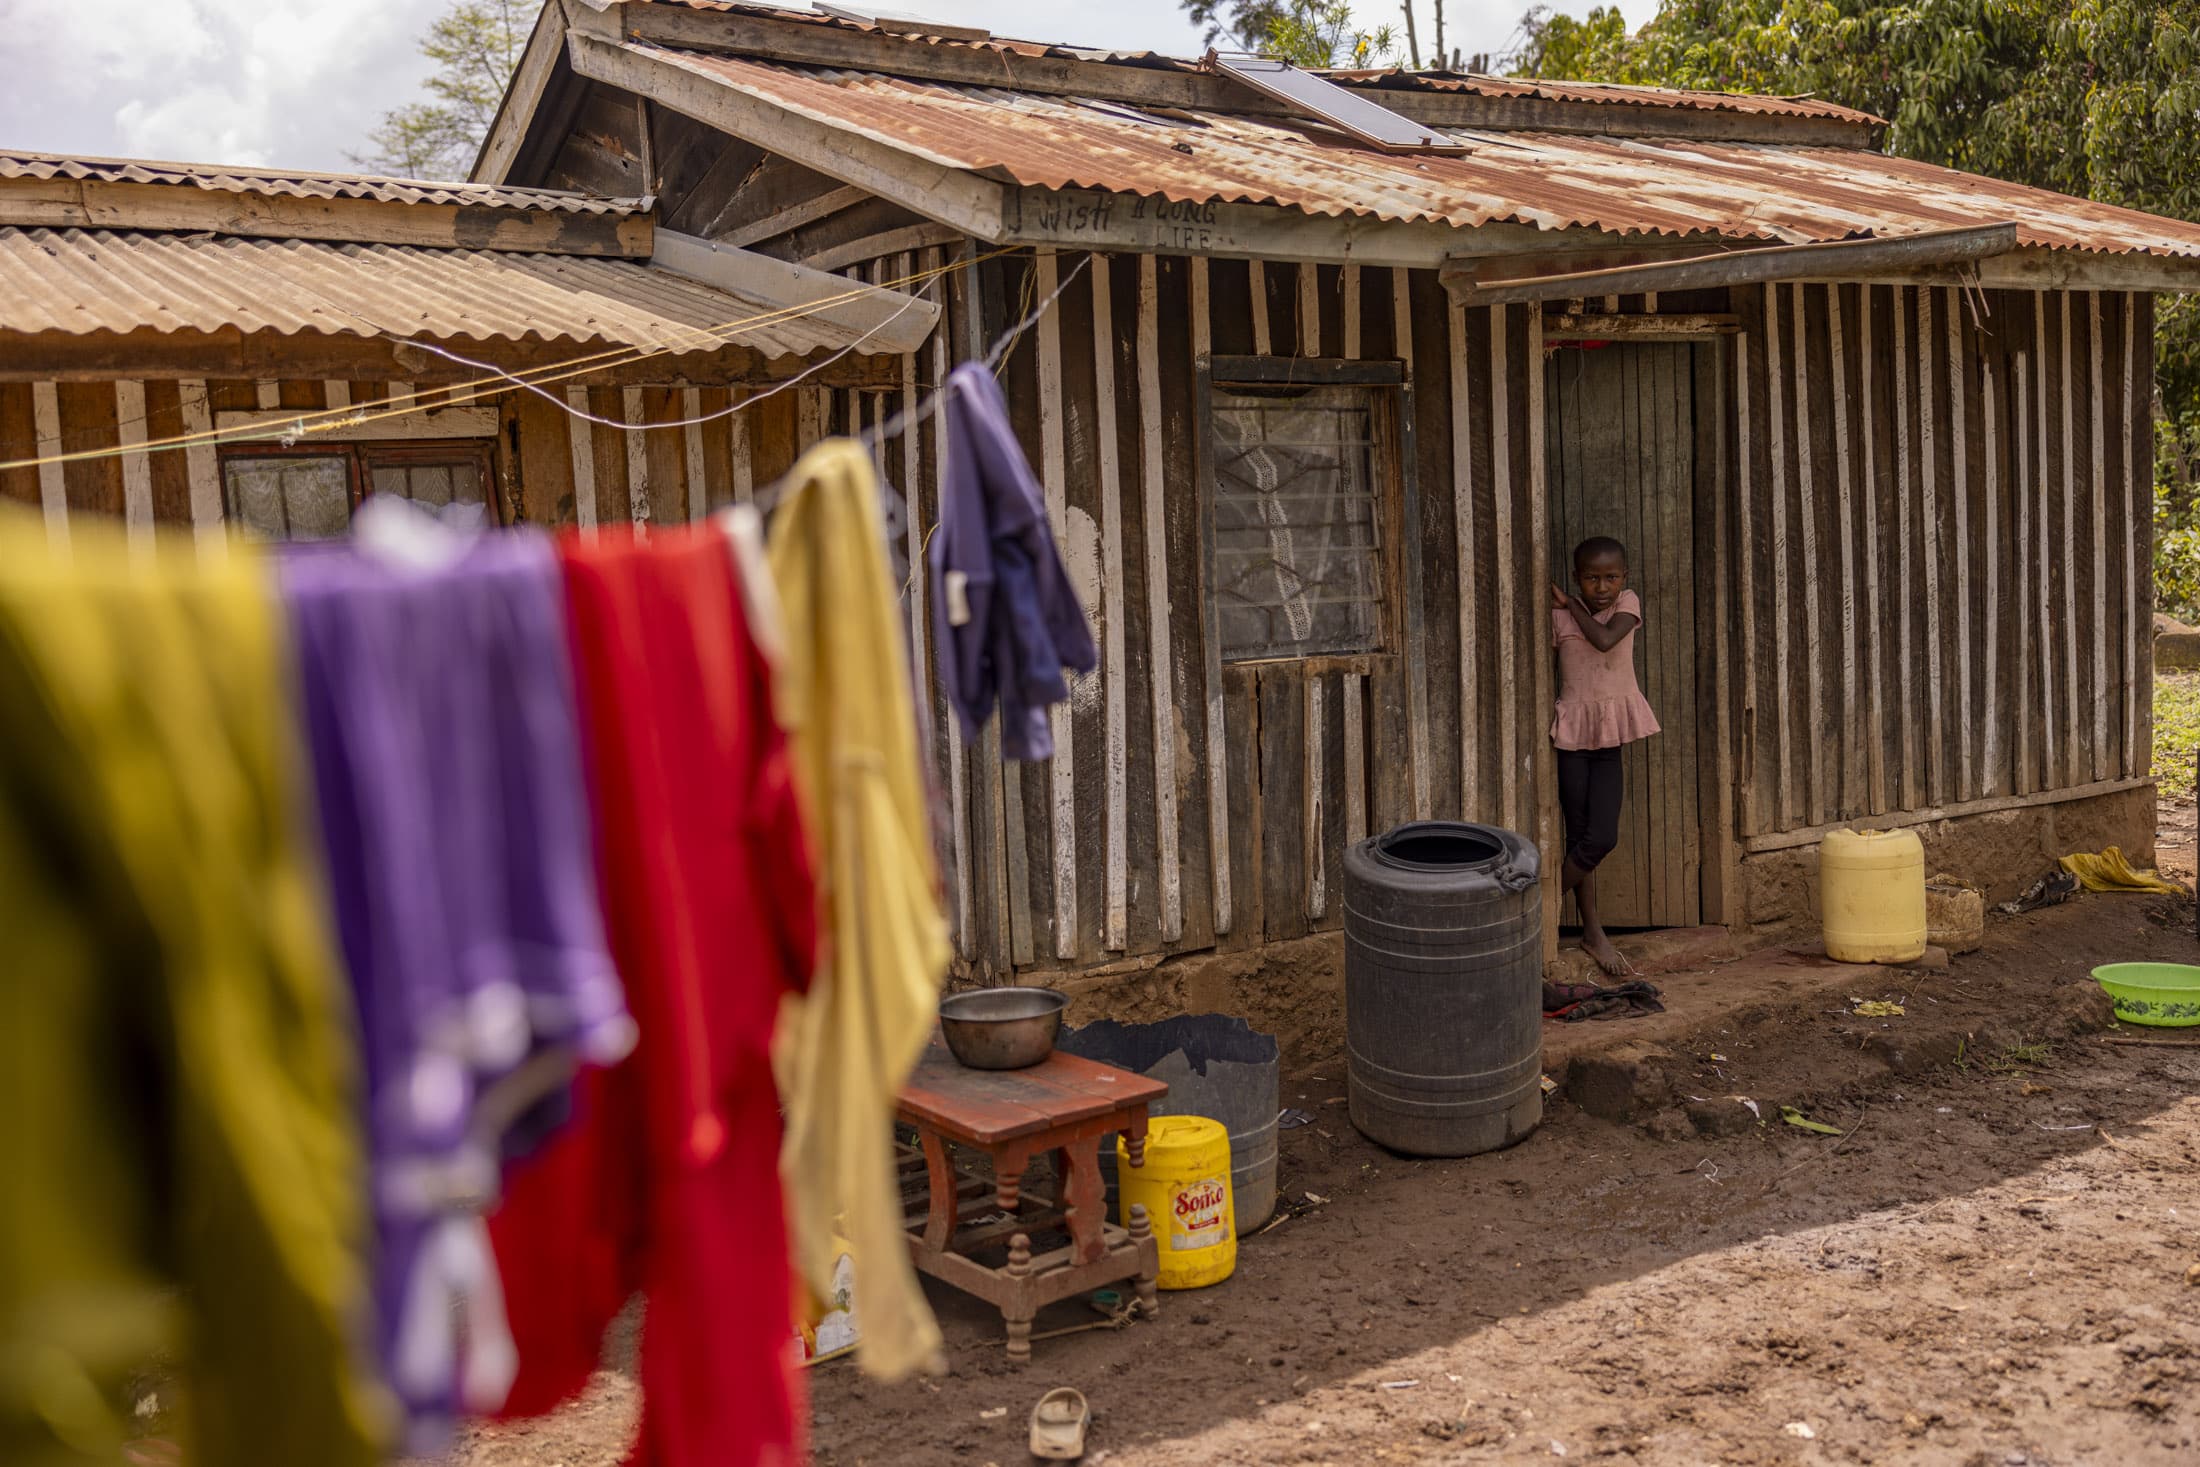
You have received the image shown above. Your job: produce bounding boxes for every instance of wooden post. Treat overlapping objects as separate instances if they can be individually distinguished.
[1918,287,1944,806]
[1034,250,1079,957]
[1449,298,1478,818]
[177,379,223,555]
[1193,258,1232,935]
[1789,285,1825,823]
[1859,288,1886,812]
[1893,289,1918,809]
[1764,284,1795,826]
[1944,290,1973,799]
[113,379,154,554]
[1395,266,1432,821]
[1490,305,1518,831]
[1136,255,1184,943]
[566,387,597,534]
[1091,255,1130,952]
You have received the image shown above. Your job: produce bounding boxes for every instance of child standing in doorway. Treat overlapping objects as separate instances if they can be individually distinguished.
[1549,537,1660,977]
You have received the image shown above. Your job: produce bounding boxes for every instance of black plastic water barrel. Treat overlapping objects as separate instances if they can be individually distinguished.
[1342,820,1543,1156]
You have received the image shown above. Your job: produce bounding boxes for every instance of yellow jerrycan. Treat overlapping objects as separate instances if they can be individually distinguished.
[1118,1116,1236,1289]
[1819,828,1928,964]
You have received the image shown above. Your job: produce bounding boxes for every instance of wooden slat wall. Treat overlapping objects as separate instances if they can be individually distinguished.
[2,276,2157,975]
[0,374,824,545]
[1733,284,2154,842]
[848,252,1547,977]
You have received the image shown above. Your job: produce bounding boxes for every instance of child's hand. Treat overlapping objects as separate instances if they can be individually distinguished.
[1550,582,1571,611]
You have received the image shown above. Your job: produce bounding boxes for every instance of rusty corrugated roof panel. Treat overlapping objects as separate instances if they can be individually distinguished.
[1329,69,1884,126]
[625,0,1879,123]
[0,227,885,357]
[0,150,644,215]
[651,49,2200,258]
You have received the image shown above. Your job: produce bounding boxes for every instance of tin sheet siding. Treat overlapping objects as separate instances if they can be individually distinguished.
[1733,284,2154,845]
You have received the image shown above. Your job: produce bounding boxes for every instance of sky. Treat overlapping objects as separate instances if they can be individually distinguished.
[0,0,1657,176]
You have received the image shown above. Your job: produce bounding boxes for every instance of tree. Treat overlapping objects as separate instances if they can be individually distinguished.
[1182,0,1396,66]
[353,0,529,180]
[1265,0,1399,66]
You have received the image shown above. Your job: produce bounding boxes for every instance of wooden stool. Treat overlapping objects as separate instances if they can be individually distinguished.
[897,1035,1167,1362]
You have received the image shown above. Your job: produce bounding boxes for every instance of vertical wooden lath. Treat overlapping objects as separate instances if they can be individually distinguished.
[1135,255,1184,943]
[1448,298,1478,819]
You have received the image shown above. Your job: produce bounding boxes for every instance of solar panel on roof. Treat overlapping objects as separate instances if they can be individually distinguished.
[1210,52,1467,154]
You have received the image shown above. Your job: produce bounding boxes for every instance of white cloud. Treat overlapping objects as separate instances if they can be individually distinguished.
[0,0,438,168]
[0,0,1665,173]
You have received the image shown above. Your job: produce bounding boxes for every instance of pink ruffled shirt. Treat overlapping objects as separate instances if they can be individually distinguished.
[1551,589,1661,752]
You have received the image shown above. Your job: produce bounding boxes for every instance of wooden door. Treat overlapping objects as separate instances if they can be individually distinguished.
[1544,342,1702,929]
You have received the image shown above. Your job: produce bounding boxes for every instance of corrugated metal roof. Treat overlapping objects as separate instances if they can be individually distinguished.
[652,49,2200,258]
[0,150,643,215]
[625,0,1879,124]
[1329,69,1882,125]
[0,228,894,357]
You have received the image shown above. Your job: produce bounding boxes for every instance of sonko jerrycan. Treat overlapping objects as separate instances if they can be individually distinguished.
[1117,1116,1236,1289]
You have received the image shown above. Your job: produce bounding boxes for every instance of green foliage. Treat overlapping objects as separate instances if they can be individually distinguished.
[1504,5,1635,78]
[1264,0,1398,66]
[353,0,529,180]
[1180,0,1394,65]
[1184,0,1289,52]
[2154,673,2200,798]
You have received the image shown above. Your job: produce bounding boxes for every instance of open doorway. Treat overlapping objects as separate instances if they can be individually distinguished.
[1544,339,1711,928]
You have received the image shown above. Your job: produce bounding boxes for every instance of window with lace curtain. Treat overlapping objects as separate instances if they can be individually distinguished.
[1202,369,1393,662]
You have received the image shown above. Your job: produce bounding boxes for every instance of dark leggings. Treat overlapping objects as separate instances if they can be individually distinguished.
[1557,745,1623,873]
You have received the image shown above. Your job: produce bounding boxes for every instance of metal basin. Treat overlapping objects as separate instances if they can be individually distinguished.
[939,987,1069,1070]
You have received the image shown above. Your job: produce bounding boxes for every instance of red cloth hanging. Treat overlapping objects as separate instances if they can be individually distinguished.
[489,524,816,1467]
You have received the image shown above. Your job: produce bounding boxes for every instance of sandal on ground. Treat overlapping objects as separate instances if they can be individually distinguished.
[1030,1387,1090,1461]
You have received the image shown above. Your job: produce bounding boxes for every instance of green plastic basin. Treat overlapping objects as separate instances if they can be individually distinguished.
[2091,962,2200,1027]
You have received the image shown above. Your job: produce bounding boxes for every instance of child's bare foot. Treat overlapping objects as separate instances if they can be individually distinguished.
[1582,932,1635,977]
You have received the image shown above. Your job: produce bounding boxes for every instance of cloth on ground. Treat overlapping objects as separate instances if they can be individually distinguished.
[772,440,954,1381]
[2057,847,2185,896]
[1999,868,2082,915]
[1543,979,1667,1022]
[280,522,631,1450]
[0,512,389,1467]
[489,522,815,1467]
[931,360,1097,759]
[1551,589,1660,751]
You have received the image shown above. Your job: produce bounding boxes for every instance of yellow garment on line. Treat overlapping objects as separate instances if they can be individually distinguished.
[2058,847,2185,896]
[768,441,951,1382]
[0,515,387,1467]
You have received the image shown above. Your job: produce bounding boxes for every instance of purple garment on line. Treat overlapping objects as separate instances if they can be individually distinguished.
[930,360,1098,760]
[280,528,629,1449]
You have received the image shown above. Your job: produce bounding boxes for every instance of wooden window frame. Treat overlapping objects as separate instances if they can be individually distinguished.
[1194,355,1416,669]
[218,439,499,530]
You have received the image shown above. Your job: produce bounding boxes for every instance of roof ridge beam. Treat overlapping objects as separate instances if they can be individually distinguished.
[0,175,654,256]
[591,1,1877,147]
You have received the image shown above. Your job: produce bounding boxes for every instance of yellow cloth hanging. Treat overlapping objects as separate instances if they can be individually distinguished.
[767,441,951,1381]
[0,514,388,1467]
[2057,847,2184,895]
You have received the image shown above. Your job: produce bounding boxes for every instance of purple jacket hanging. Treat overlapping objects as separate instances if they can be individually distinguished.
[930,360,1097,759]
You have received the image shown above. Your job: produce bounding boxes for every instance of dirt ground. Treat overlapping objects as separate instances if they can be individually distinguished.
[454,809,2200,1467]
